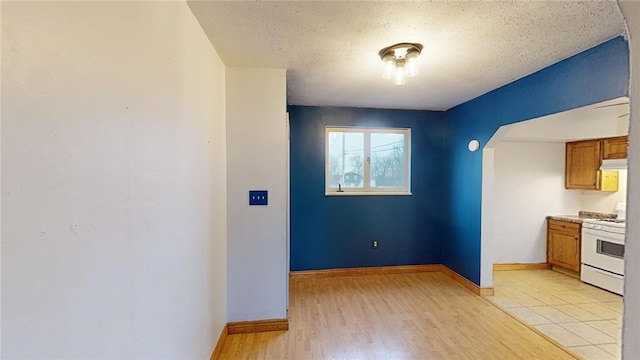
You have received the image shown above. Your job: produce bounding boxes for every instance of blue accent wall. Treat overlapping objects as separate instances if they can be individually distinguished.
[289,36,629,281]
[289,106,445,270]
[442,36,629,284]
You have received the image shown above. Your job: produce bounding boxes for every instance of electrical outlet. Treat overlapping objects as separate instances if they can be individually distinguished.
[372,240,378,249]
[249,190,268,205]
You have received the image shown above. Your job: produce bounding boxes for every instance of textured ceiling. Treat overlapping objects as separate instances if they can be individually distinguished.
[188,1,626,111]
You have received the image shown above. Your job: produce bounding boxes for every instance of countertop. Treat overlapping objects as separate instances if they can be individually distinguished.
[546,211,617,224]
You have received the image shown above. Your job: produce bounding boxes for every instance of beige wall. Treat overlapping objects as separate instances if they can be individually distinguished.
[619,2,640,359]
[1,2,227,357]
[225,68,288,321]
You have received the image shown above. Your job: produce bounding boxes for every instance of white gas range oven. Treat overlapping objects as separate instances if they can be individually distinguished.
[581,218,625,295]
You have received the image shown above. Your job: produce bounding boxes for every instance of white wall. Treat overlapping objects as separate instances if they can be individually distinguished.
[620,2,640,358]
[493,142,582,263]
[580,169,628,213]
[1,2,227,358]
[226,68,287,322]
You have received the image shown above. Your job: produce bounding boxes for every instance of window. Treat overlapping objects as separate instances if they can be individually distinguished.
[325,127,411,195]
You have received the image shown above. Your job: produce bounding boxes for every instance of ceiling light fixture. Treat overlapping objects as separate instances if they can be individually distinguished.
[379,42,423,85]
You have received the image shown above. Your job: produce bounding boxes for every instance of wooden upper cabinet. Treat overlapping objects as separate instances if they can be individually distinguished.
[602,136,628,159]
[565,139,601,190]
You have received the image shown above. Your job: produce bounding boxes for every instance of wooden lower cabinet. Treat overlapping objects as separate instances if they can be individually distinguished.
[547,219,581,273]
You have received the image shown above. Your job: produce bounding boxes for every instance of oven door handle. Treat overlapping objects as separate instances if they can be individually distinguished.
[593,268,624,280]
[582,231,626,244]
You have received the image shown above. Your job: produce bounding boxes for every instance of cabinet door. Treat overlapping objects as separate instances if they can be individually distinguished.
[548,229,580,272]
[566,140,601,190]
[602,136,628,159]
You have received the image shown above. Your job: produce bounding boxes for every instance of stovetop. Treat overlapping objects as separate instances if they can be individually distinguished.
[583,218,627,232]
[599,218,626,224]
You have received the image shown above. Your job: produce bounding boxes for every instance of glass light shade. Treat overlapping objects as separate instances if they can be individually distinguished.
[406,50,419,77]
[380,43,422,85]
[393,59,406,85]
[382,55,395,80]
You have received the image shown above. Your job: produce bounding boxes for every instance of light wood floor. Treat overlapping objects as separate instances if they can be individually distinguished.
[219,272,576,359]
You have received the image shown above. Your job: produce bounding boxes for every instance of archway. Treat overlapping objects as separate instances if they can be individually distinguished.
[480,98,630,288]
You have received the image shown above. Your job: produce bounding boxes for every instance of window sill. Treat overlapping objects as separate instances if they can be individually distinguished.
[325,191,412,196]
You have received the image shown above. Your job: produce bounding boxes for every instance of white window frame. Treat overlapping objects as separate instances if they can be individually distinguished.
[325,126,411,196]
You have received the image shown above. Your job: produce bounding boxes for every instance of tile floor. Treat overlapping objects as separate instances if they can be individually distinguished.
[487,269,622,360]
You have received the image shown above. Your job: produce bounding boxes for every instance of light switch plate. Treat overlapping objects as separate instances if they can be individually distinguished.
[249,190,268,205]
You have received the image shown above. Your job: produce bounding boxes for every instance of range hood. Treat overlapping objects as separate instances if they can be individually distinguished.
[600,159,628,170]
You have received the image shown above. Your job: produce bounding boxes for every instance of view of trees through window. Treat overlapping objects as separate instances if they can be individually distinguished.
[327,129,407,190]
[370,133,405,187]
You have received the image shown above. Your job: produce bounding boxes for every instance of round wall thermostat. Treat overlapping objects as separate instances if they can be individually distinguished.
[468,140,480,152]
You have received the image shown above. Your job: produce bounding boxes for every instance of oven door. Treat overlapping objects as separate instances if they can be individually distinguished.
[581,228,625,275]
